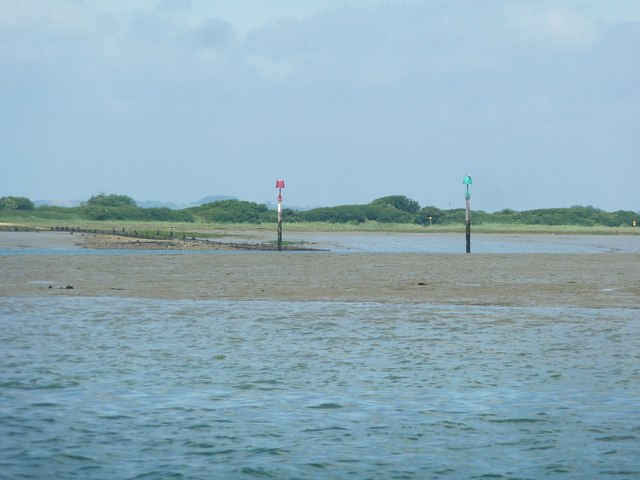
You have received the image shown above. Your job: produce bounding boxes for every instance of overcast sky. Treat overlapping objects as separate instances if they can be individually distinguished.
[1,0,638,211]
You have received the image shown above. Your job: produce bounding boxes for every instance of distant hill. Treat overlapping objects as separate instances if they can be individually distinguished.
[197,195,237,205]
[34,195,238,210]
[137,196,237,209]
[136,200,186,209]
[34,199,82,207]
[264,200,319,211]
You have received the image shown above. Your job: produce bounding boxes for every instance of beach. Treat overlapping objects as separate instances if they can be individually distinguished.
[1,231,638,308]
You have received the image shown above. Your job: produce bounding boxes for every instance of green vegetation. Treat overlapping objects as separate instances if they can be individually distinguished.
[81,204,193,222]
[0,193,638,231]
[78,193,193,222]
[186,200,274,223]
[370,195,420,213]
[298,199,638,228]
[299,196,427,224]
[0,196,35,211]
[84,193,137,208]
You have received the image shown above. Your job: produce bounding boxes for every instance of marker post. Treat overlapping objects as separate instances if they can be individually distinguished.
[463,175,473,254]
[276,179,285,251]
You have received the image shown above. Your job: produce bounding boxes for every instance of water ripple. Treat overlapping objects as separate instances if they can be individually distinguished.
[1,298,639,479]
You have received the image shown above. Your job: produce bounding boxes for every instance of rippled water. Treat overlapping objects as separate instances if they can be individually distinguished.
[1,298,639,479]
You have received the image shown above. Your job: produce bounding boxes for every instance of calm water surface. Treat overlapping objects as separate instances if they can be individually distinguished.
[2,231,639,254]
[1,298,639,479]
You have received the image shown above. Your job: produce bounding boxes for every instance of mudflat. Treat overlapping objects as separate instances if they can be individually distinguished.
[1,232,638,307]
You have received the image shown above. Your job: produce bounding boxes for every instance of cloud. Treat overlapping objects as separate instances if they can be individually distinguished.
[504,4,602,50]
[0,0,115,67]
[238,2,609,91]
[157,0,193,13]
[0,0,113,39]
[194,18,233,50]
[0,0,638,210]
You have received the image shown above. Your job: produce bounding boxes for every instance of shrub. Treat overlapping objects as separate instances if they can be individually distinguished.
[362,204,413,223]
[0,196,35,210]
[415,206,443,225]
[370,195,420,213]
[187,200,270,223]
[300,205,367,223]
[84,193,137,208]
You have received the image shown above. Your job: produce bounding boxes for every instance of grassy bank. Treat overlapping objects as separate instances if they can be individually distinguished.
[2,219,638,237]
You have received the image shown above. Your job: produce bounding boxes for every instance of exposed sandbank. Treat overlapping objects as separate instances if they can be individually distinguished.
[1,232,638,308]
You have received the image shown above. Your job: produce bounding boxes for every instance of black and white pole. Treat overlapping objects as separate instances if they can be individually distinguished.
[276,179,285,251]
[463,175,473,254]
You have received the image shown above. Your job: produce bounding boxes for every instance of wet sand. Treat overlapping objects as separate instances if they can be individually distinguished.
[1,232,638,307]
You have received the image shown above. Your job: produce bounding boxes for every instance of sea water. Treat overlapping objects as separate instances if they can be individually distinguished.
[1,298,638,479]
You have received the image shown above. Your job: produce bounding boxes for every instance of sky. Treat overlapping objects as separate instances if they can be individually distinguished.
[1,0,639,212]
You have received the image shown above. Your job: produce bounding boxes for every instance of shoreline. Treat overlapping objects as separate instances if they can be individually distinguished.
[1,231,639,308]
[0,228,323,252]
[1,228,638,254]
[80,233,325,251]
[2,220,639,237]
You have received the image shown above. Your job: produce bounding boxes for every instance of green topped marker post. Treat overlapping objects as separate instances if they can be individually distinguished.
[463,175,473,253]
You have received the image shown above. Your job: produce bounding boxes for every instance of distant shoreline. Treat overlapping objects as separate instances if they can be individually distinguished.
[1,220,639,253]
[2,227,639,256]
[2,220,639,238]
[0,226,322,252]
[80,233,325,251]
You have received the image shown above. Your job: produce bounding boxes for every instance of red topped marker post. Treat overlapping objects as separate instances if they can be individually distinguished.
[276,179,285,251]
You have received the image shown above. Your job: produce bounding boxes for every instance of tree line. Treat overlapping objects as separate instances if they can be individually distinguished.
[0,194,637,227]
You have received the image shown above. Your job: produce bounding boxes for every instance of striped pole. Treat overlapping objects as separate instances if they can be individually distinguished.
[463,175,473,254]
[276,180,285,251]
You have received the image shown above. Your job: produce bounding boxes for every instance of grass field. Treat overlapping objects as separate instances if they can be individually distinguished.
[2,218,639,237]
